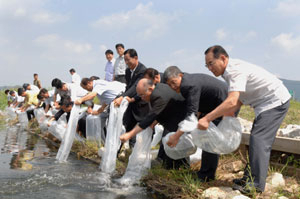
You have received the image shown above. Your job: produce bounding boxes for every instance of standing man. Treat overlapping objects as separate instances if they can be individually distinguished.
[198,45,290,194]
[33,73,42,89]
[113,43,127,83]
[104,49,115,82]
[163,66,228,182]
[113,49,149,147]
[69,68,81,85]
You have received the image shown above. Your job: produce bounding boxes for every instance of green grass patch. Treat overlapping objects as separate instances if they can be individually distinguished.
[238,100,300,128]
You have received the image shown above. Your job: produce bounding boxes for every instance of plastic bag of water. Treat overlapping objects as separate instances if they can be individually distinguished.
[150,124,164,148]
[86,114,102,144]
[191,116,242,154]
[100,99,128,173]
[162,132,197,160]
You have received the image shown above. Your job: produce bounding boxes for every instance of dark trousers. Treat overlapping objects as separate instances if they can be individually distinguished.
[122,106,138,148]
[196,115,222,181]
[245,100,290,191]
[26,109,35,120]
[78,116,87,138]
[115,75,126,84]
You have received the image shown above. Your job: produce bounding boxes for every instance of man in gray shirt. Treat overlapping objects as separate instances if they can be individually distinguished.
[113,43,127,83]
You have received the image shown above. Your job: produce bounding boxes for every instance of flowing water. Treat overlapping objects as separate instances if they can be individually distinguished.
[0,124,155,199]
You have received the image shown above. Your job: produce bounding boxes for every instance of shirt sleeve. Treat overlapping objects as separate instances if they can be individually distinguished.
[226,70,247,92]
[184,85,201,117]
[54,109,65,121]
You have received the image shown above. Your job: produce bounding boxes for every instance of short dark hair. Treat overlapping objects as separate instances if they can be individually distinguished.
[59,96,73,107]
[22,83,30,90]
[69,68,75,73]
[39,88,48,95]
[4,89,9,95]
[163,66,182,82]
[51,78,62,89]
[34,73,38,77]
[143,68,159,80]
[115,43,124,49]
[90,76,100,81]
[105,49,114,55]
[9,90,15,95]
[37,93,44,100]
[124,49,138,58]
[204,45,229,59]
[81,78,92,86]
[17,88,25,96]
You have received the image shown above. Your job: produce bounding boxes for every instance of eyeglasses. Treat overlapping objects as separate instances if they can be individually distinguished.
[205,60,216,68]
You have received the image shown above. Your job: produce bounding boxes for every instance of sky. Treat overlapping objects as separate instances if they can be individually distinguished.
[1,0,300,87]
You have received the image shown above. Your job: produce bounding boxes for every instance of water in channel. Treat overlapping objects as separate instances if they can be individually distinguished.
[0,124,154,199]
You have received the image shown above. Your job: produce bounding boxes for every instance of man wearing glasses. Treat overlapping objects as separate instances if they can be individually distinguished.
[198,45,290,194]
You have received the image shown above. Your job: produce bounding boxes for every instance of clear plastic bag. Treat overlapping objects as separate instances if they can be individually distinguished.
[48,115,67,141]
[56,105,81,162]
[162,132,197,160]
[6,107,17,118]
[34,108,48,131]
[16,110,28,128]
[191,116,242,154]
[150,124,164,148]
[189,147,202,163]
[116,127,153,185]
[178,114,199,132]
[100,99,128,173]
[86,114,102,144]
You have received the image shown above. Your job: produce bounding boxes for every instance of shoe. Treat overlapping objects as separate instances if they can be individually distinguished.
[232,177,248,186]
[232,183,262,195]
[197,173,215,182]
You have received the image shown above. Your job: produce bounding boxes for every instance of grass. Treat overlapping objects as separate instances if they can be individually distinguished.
[0,90,8,110]
[238,100,300,128]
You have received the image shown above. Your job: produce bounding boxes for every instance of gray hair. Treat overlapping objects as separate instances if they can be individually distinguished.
[163,66,182,82]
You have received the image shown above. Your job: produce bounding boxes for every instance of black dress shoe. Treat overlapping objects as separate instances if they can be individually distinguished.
[232,177,248,186]
[232,183,262,195]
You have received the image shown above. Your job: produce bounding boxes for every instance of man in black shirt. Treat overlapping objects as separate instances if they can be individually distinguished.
[120,78,188,169]
[113,49,149,147]
[163,66,228,182]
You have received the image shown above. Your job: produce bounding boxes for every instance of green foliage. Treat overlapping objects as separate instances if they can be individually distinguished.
[238,100,300,128]
[0,90,8,110]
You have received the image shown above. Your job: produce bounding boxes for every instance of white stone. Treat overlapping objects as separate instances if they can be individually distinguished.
[278,196,289,199]
[266,172,285,188]
[202,187,250,199]
[238,118,252,133]
[232,195,251,199]
[278,124,300,138]
[202,187,231,199]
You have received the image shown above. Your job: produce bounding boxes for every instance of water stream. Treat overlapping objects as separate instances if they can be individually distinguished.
[0,124,154,199]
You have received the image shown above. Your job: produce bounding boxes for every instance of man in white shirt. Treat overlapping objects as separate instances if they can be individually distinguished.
[75,77,125,139]
[51,78,89,107]
[104,49,115,82]
[113,43,127,83]
[39,88,60,113]
[23,83,40,94]
[198,45,290,194]
[69,68,81,85]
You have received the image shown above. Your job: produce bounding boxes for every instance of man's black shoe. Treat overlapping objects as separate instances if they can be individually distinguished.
[232,183,262,195]
[232,177,248,186]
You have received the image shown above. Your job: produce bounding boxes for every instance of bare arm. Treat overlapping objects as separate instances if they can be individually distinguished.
[120,125,143,142]
[75,92,97,105]
[92,103,108,115]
